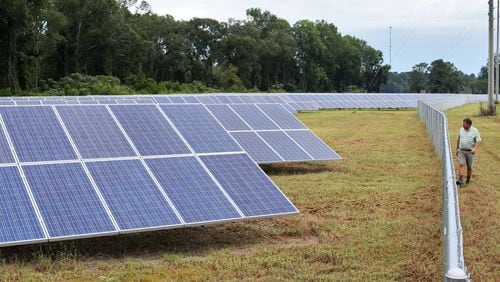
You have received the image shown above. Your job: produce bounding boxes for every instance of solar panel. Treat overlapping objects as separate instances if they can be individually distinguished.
[154,96,172,104]
[0,166,46,245]
[160,104,242,153]
[57,106,136,159]
[258,131,312,161]
[256,104,307,129]
[286,131,341,160]
[0,128,15,164]
[205,104,251,131]
[201,154,298,217]
[24,162,116,238]
[230,104,279,130]
[0,107,77,162]
[169,96,186,103]
[87,160,182,230]
[182,96,200,104]
[109,105,191,156]
[146,157,242,223]
[230,132,283,163]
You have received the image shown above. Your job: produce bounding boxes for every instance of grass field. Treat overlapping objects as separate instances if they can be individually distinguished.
[0,104,497,281]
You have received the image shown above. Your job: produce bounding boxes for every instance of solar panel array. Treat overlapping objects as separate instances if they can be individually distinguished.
[0,105,298,247]
[0,92,486,247]
[1,93,488,112]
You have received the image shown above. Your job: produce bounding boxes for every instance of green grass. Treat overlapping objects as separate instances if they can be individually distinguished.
[0,105,497,281]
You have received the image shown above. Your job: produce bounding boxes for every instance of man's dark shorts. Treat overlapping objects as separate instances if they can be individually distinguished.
[457,149,474,168]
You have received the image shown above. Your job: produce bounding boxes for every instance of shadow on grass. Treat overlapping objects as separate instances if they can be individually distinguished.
[0,222,270,263]
[261,162,345,175]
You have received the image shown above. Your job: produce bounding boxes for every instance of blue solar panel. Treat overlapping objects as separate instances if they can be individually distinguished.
[169,96,186,103]
[258,131,312,161]
[286,131,341,160]
[110,105,190,156]
[24,163,116,238]
[57,106,135,159]
[206,104,251,131]
[87,160,182,230]
[196,96,217,104]
[146,157,241,223]
[230,132,283,163]
[154,96,172,104]
[0,107,77,162]
[256,104,306,129]
[214,95,232,104]
[160,105,242,153]
[230,104,279,130]
[182,96,200,103]
[0,166,46,245]
[201,154,298,217]
[0,129,14,163]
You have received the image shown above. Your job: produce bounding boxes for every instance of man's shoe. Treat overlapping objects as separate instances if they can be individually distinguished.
[466,177,471,184]
[456,178,464,185]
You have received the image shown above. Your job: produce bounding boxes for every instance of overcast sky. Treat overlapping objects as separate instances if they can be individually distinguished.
[146,0,489,75]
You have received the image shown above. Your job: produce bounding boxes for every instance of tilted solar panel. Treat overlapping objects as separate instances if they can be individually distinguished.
[109,105,191,156]
[0,107,78,162]
[256,104,307,130]
[230,132,283,163]
[200,153,298,217]
[258,131,312,161]
[286,130,341,160]
[161,104,243,153]
[146,157,242,223]
[23,162,117,238]
[230,104,279,130]
[56,106,136,159]
[87,159,182,231]
[0,166,46,246]
[205,104,251,131]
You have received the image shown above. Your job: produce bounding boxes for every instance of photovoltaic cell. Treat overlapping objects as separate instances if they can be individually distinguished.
[182,96,200,103]
[146,157,241,223]
[57,106,135,159]
[160,105,242,153]
[87,160,181,230]
[169,96,185,103]
[205,104,251,131]
[24,163,116,238]
[154,96,172,104]
[286,131,341,160]
[0,166,46,245]
[201,154,298,217]
[230,104,279,130]
[110,105,190,156]
[230,132,282,163]
[258,131,312,161]
[256,104,306,129]
[0,107,77,162]
[0,128,14,163]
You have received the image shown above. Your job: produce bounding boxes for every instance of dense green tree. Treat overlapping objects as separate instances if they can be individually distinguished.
[427,59,462,93]
[409,62,429,93]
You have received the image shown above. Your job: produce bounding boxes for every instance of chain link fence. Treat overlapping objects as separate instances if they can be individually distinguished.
[417,100,470,281]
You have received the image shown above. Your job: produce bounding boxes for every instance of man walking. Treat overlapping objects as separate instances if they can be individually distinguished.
[456,118,481,186]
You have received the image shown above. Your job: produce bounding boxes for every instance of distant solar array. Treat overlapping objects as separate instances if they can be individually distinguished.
[1,93,488,112]
[0,104,298,247]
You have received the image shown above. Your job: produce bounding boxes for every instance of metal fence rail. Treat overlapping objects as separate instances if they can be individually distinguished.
[417,100,470,281]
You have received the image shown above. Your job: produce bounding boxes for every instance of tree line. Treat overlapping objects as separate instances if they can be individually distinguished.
[1,0,392,95]
[381,59,487,94]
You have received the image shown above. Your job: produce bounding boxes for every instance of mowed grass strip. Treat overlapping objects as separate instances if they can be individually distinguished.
[0,106,496,280]
[446,104,499,279]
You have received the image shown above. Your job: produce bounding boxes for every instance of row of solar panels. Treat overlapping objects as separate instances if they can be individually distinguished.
[0,104,303,247]
[0,93,488,112]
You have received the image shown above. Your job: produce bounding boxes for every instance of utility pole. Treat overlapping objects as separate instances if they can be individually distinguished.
[389,26,392,67]
[488,0,495,113]
[497,0,499,102]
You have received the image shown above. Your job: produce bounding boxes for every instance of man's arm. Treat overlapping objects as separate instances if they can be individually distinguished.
[472,140,481,154]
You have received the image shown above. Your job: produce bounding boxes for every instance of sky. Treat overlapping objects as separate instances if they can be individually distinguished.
[146,0,489,75]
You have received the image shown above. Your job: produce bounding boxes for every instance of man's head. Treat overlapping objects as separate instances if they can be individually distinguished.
[463,118,472,130]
